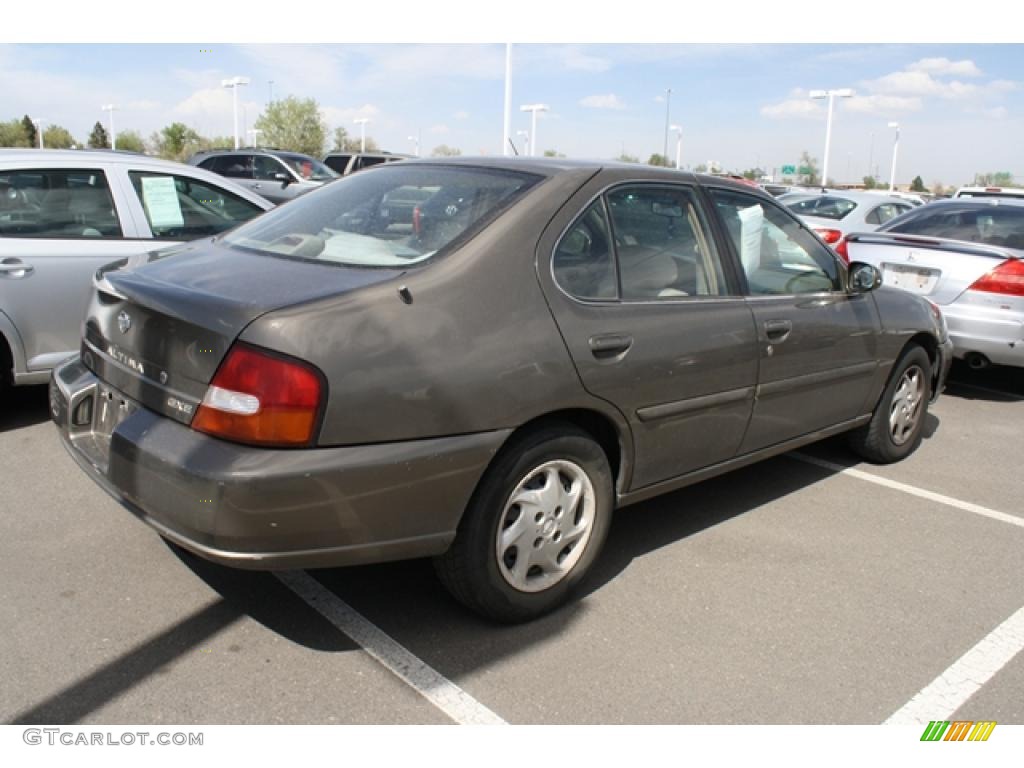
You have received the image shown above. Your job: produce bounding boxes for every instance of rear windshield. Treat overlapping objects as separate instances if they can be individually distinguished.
[323,154,352,174]
[885,205,1024,249]
[786,196,857,221]
[277,154,338,182]
[222,165,540,266]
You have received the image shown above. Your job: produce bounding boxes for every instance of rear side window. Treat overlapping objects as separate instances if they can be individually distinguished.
[128,171,265,240]
[355,156,387,172]
[223,165,539,266]
[323,154,352,174]
[865,203,909,226]
[0,169,122,238]
[220,155,253,179]
[553,201,617,300]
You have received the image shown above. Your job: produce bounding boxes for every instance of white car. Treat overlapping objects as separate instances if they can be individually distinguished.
[784,190,915,247]
[0,150,273,396]
[842,198,1024,370]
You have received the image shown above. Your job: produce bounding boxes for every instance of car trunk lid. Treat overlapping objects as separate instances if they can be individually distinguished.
[81,240,396,424]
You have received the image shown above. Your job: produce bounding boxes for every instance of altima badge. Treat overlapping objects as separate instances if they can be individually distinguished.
[117,311,132,334]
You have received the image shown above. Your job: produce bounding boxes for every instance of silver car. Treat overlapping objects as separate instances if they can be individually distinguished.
[190,149,339,204]
[785,190,914,247]
[844,198,1024,370]
[0,149,272,396]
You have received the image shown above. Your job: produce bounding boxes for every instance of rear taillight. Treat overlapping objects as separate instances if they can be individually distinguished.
[192,343,324,447]
[967,258,1024,296]
[834,236,849,263]
[815,228,843,245]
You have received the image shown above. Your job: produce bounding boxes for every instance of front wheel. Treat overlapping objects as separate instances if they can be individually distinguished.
[434,425,614,623]
[848,344,932,463]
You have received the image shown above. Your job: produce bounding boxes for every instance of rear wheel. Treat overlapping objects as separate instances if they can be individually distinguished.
[848,344,931,463]
[434,424,613,623]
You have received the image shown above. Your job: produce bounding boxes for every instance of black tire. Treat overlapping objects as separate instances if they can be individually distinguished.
[434,423,614,623]
[848,344,932,464]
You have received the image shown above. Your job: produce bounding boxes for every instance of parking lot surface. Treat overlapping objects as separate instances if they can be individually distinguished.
[2,362,1022,725]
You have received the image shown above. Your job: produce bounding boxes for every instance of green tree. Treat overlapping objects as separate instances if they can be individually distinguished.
[331,127,379,153]
[543,149,565,158]
[430,144,461,157]
[115,130,146,153]
[0,119,31,147]
[254,96,327,157]
[799,150,819,186]
[693,163,708,173]
[647,153,670,167]
[742,167,765,181]
[616,153,639,163]
[862,175,877,189]
[22,115,37,148]
[88,121,110,149]
[149,123,204,161]
[910,175,926,192]
[42,125,76,149]
[974,172,1016,187]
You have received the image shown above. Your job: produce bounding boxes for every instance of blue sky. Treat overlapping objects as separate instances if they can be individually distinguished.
[2,42,1021,186]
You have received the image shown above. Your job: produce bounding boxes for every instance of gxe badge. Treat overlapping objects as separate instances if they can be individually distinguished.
[117,310,132,334]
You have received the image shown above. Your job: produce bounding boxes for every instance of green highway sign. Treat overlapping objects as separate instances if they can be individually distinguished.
[781,164,796,175]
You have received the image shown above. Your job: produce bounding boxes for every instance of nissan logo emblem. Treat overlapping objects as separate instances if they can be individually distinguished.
[117,311,132,334]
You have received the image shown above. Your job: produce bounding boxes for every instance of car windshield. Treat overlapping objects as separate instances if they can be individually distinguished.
[786,196,858,221]
[222,164,540,267]
[278,154,339,182]
[885,204,1024,249]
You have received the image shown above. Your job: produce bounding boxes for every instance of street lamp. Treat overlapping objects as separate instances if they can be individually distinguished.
[662,88,672,166]
[101,104,117,150]
[670,124,683,170]
[809,88,854,188]
[408,133,420,157]
[221,76,250,150]
[247,128,263,148]
[888,122,901,192]
[31,117,45,149]
[516,130,530,157]
[353,118,369,153]
[519,104,548,157]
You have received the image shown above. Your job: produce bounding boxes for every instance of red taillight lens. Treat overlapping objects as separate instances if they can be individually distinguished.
[814,228,843,245]
[967,258,1024,296]
[834,236,850,263]
[192,343,324,447]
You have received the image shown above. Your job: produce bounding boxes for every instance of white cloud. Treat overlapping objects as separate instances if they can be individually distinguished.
[843,94,923,115]
[983,106,1009,119]
[453,110,469,120]
[908,57,983,77]
[760,99,822,120]
[579,93,626,110]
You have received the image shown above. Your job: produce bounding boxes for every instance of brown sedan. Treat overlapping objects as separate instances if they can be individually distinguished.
[52,158,952,622]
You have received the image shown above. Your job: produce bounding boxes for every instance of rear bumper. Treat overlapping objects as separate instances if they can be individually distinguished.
[51,356,509,570]
[943,302,1024,368]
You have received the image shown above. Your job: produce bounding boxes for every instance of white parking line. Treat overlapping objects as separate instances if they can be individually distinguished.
[790,453,1024,530]
[276,570,507,726]
[885,605,1024,725]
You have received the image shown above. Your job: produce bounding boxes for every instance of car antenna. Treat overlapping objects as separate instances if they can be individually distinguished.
[508,137,519,156]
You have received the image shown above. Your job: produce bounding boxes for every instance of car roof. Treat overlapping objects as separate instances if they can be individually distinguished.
[0,148,211,172]
[192,147,318,159]
[905,197,1024,211]
[784,189,912,204]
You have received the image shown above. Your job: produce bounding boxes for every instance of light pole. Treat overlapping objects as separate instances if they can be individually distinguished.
[670,124,683,170]
[888,122,901,192]
[101,104,117,150]
[32,117,45,149]
[809,88,854,188]
[516,130,530,156]
[663,88,672,166]
[519,104,548,157]
[247,128,263,147]
[221,76,250,150]
[408,132,420,157]
[502,43,512,156]
[354,118,369,153]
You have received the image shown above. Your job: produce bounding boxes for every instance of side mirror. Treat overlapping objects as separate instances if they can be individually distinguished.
[848,262,882,293]
[274,172,292,187]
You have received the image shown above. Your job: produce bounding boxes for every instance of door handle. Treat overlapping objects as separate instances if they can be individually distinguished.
[0,259,34,278]
[252,183,262,189]
[589,333,633,359]
[763,319,792,341]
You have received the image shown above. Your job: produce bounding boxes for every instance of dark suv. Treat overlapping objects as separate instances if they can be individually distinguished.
[189,148,338,204]
[323,151,410,176]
